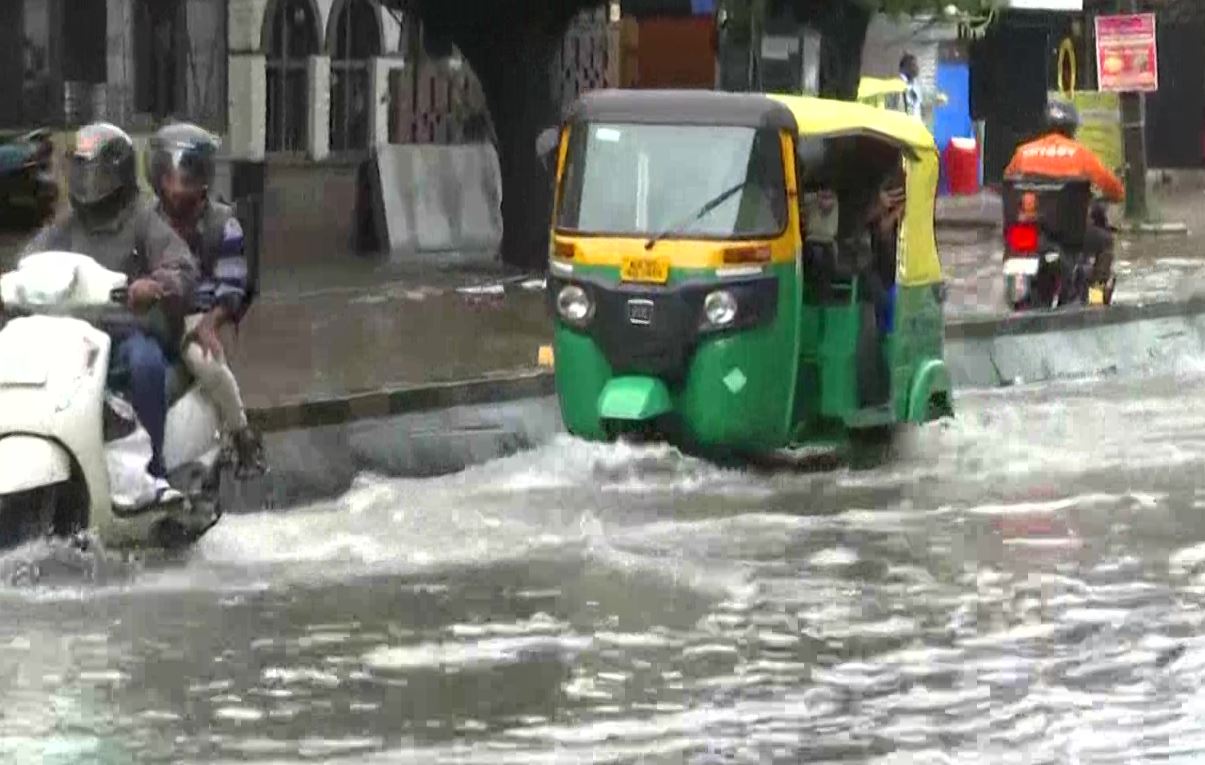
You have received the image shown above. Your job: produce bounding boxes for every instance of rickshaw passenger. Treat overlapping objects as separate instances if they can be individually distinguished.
[868,171,906,333]
[836,171,903,407]
[801,186,839,302]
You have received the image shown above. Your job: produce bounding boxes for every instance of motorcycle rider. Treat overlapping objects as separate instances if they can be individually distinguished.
[144,122,266,477]
[1004,100,1125,296]
[18,122,198,505]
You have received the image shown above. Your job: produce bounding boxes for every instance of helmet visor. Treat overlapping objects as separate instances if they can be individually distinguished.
[68,153,123,206]
[150,138,216,189]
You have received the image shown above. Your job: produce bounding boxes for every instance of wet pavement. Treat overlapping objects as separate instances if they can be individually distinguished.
[2,185,1202,410]
[6,363,1205,761]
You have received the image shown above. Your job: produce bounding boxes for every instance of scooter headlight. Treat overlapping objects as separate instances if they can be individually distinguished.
[704,290,738,327]
[556,284,593,325]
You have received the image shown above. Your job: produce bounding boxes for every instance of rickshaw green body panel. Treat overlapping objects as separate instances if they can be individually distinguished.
[555,262,803,452]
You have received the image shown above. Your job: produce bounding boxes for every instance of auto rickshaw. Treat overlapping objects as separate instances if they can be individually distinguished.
[539,89,952,458]
[857,77,908,113]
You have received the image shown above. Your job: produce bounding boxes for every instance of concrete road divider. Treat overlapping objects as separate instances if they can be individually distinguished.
[946,298,1205,387]
[370,143,503,256]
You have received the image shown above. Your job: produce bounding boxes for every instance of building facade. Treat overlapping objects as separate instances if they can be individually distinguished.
[1,0,227,131]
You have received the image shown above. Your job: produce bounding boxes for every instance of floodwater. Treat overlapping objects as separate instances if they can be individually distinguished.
[7,362,1205,763]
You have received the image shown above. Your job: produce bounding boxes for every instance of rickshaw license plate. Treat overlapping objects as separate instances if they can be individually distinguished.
[621,256,670,284]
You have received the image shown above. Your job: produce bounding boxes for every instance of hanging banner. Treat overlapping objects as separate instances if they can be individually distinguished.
[1094,13,1158,93]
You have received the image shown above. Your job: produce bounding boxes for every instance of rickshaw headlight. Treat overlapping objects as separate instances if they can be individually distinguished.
[704,290,738,327]
[556,284,593,325]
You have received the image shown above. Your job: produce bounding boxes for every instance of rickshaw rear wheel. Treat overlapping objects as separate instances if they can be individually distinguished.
[846,426,897,470]
[927,392,954,421]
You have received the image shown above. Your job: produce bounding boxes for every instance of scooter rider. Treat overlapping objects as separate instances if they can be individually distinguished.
[1004,100,1125,293]
[145,122,266,477]
[19,122,198,505]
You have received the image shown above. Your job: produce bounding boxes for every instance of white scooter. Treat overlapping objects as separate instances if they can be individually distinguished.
[0,251,230,550]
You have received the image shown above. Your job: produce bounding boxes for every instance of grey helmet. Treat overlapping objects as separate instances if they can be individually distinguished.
[67,122,138,215]
[145,122,220,196]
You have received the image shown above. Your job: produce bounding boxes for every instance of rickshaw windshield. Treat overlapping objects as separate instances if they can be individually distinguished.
[556,122,788,240]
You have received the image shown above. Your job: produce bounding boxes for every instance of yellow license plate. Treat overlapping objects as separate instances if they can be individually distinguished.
[620,256,670,284]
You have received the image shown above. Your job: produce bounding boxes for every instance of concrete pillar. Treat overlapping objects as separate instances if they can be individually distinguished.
[369,57,401,148]
[105,0,135,125]
[308,55,331,160]
[227,54,267,159]
[228,0,270,53]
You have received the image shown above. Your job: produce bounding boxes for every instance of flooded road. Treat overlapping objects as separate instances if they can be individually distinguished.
[6,364,1205,763]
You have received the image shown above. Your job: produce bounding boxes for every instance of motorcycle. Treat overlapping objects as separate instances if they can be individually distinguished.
[0,251,233,551]
[0,129,59,228]
[1001,177,1116,311]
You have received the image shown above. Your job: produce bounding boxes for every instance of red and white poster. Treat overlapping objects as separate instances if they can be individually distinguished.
[1094,13,1159,93]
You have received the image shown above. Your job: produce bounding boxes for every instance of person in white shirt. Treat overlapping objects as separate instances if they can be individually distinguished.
[899,54,923,119]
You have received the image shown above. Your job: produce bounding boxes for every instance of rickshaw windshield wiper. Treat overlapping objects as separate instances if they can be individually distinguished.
[643,178,751,250]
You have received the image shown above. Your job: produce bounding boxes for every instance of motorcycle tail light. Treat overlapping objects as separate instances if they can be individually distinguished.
[1005,223,1039,253]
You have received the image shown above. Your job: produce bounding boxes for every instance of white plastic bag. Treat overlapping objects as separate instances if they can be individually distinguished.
[103,393,162,511]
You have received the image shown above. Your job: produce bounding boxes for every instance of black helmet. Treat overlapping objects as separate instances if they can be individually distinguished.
[145,122,220,196]
[67,122,137,214]
[1045,99,1079,138]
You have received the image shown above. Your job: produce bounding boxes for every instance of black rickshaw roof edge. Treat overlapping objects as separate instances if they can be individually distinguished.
[565,89,799,133]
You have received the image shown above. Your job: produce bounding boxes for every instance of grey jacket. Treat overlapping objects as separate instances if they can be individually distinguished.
[22,195,198,312]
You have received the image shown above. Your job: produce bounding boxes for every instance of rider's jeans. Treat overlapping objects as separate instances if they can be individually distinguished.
[115,331,168,478]
[181,314,248,432]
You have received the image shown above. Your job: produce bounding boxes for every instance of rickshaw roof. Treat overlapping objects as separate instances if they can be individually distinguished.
[566,89,934,155]
[566,89,798,132]
[857,76,908,100]
[767,94,936,154]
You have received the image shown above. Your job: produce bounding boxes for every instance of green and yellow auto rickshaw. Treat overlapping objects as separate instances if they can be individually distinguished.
[539,89,952,457]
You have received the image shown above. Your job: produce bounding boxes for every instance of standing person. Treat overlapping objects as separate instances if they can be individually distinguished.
[145,122,266,477]
[20,122,198,505]
[899,54,923,120]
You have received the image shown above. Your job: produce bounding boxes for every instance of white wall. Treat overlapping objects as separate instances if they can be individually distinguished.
[229,0,401,56]
[227,0,403,159]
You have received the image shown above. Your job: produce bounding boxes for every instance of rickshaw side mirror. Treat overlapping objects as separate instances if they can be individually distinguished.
[536,127,560,174]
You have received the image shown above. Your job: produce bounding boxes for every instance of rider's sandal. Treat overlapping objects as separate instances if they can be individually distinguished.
[232,427,268,479]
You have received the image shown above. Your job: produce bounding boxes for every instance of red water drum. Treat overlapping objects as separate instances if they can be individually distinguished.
[944,136,980,196]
